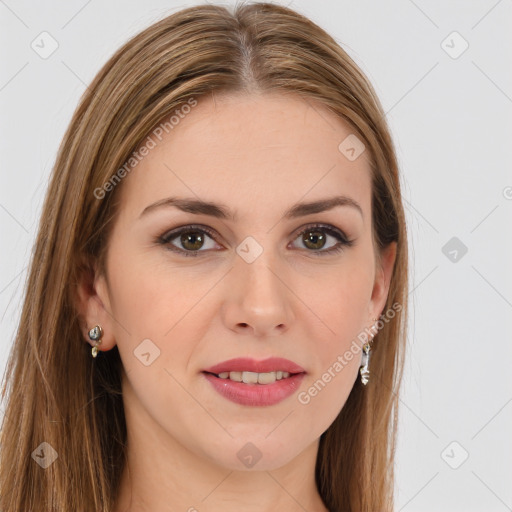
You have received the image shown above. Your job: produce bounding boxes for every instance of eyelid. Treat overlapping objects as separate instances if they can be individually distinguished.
[290,222,350,242]
[160,222,350,242]
[159,223,220,244]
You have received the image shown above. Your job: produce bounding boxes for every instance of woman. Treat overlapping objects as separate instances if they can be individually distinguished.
[0,2,408,511]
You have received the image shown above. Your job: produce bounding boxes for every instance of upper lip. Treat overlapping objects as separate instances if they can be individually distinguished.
[203,357,306,375]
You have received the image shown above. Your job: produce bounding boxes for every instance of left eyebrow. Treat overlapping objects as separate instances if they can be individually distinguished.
[138,195,363,221]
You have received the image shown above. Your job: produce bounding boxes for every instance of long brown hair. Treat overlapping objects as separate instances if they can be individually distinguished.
[0,3,408,511]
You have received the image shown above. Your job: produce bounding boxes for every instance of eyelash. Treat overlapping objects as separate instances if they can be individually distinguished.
[156,223,354,258]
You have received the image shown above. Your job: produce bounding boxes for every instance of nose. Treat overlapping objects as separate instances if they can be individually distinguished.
[220,249,295,338]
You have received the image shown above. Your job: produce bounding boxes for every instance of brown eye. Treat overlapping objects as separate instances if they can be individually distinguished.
[159,225,219,257]
[302,230,327,250]
[179,231,205,251]
[158,223,353,258]
[290,224,353,256]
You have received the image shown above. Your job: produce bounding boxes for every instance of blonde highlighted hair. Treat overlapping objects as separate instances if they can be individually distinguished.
[0,3,408,511]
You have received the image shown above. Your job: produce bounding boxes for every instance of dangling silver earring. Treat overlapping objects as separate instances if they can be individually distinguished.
[88,325,103,358]
[360,318,378,385]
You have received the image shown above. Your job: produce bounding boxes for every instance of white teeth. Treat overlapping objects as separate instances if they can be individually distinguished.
[257,372,275,384]
[243,371,259,384]
[215,370,292,384]
[228,371,242,382]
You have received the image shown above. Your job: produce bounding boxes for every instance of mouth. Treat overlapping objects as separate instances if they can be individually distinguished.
[201,369,304,385]
[201,357,306,405]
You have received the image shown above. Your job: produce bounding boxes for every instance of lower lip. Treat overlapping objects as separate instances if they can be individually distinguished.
[202,372,306,406]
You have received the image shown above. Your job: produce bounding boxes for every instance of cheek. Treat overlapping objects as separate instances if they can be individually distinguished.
[106,242,208,335]
[104,245,208,380]
[106,254,206,429]
[309,262,374,342]
[295,271,371,423]
[298,259,374,401]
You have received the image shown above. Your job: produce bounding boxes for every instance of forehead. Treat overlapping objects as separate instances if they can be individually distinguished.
[118,92,372,223]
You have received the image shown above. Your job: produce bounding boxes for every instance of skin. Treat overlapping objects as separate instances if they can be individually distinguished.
[77,91,396,512]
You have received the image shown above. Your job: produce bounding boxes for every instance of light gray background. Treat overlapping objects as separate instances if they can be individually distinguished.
[1,1,511,510]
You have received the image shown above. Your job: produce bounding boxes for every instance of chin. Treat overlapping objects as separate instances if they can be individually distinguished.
[201,436,304,472]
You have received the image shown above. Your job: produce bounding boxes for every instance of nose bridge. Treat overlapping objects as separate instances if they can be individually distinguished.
[236,240,283,303]
[223,238,294,334]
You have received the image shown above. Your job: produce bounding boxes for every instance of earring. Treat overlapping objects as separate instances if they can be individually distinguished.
[360,318,378,385]
[88,325,103,358]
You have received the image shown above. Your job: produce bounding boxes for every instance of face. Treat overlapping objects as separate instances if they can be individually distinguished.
[83,92,396,471]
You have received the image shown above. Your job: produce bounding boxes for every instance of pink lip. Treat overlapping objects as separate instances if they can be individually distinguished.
[202,357,306,407]
[202,357,306,375]
[202,372,306,406]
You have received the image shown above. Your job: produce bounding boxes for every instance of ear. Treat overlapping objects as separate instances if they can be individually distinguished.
[369,241,397,320]
[75,259,117,354]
